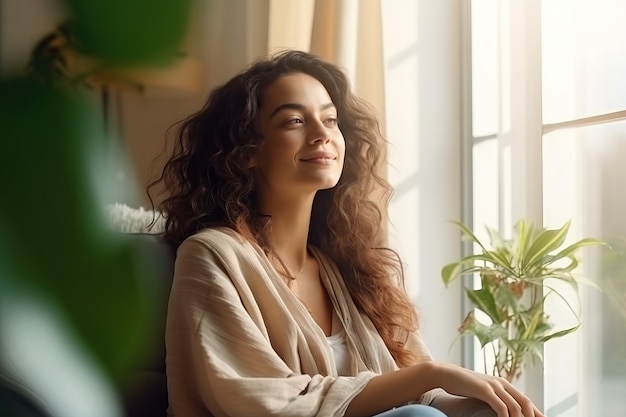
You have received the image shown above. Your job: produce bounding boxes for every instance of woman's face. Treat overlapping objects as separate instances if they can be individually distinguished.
[251,72,345,197]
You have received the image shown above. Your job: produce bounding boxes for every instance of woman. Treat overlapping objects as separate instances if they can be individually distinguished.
[150,50,543,417]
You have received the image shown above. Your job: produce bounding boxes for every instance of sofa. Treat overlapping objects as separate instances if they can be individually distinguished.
[96,203,174,417]
[119,231,174,417]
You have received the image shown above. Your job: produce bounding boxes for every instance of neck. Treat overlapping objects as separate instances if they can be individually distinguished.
[258,192,315,271]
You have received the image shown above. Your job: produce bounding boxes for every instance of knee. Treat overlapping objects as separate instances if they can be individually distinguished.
[390,404,448,417]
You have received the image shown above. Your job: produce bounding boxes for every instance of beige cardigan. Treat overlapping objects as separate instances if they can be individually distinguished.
[165,227,435,417]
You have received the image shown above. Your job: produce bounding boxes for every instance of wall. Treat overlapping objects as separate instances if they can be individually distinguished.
[383,0,463,364]
[0,0,64,77]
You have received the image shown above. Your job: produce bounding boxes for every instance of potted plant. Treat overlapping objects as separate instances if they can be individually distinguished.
[441,219,605,382]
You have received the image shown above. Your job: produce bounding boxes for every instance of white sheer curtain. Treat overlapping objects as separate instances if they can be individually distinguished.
[199,0,386,130]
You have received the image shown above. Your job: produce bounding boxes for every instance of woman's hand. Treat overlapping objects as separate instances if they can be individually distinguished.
[346,360,545,417]
[430,362,545,417]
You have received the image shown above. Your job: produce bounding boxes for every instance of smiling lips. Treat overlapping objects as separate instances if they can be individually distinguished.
[300,151,337,164]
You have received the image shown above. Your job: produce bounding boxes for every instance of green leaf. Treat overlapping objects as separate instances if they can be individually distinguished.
[526,339,545,362]
[549,256,580,274]
[493,283,523,315]
[447,221,519,276]
[464,320,508,348]
[513,219,536,268]
[0,78,153,379]
[486,225,507,250]
[548,271,579,288]
[514,219,534,251]
[524,221,571,271]
[63,0,193,64]
[441,254,497,285]
[539,324,581,343]
[452,221,491,252]
[466,287,502,323]
[542,284,581,322]
[546,238,607,267]
[520,304,551,339]
[442,262,462,286]
[482,250,515,273]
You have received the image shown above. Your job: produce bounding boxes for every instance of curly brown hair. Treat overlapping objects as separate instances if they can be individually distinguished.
[148,50,419,367]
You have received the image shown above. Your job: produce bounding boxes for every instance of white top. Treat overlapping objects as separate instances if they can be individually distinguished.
[327,311,351,376]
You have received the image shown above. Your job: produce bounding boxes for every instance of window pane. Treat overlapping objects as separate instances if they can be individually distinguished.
[471,0,499,137]
[472,138,499,241]
[472,138,499,373]
[542,0,626,124]
[543,121,626,416]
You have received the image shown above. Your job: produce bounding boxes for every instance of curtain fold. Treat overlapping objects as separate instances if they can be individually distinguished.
[268,0,316,53]
[201,0,386,135]
[310,0,386,131]
[200,0,271,86]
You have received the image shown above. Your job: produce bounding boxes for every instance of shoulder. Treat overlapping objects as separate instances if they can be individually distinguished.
[185,226,247,247]
[177,226,259,264]
[180,227,245,249]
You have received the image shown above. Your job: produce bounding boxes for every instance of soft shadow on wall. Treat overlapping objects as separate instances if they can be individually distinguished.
[0,1,193,416]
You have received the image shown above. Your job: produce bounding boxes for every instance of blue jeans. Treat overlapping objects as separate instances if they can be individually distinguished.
[373,404,448,417]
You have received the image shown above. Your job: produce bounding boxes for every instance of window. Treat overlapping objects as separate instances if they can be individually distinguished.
[467,0,626,415]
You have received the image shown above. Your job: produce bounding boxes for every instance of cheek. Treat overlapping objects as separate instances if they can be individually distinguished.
[337,136,346,159]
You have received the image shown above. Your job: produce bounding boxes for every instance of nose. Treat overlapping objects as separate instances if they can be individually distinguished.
[307,121,332,144]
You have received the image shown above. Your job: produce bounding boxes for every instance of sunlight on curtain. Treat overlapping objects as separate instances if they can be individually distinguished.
[197,0,387,133]
[268,0,315,53]
[310,0,386,125]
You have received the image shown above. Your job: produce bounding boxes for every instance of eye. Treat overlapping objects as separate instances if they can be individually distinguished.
[285,117,304,125]
[324,117,338,126]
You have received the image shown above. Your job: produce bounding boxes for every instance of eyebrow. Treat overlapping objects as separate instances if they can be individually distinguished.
[269,102,336,119]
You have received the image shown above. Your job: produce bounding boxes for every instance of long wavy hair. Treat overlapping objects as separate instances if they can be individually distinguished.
[149,50,419,367]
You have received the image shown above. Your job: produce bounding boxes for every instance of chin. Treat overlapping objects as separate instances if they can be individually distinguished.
[317,184,338,191]
[298,172,343,191]
[317,178,341,191]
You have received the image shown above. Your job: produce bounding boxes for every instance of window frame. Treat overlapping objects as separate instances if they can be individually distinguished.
[463,0,626,415]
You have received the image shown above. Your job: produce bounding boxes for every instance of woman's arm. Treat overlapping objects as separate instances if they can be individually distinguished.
[345,361,544,417]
